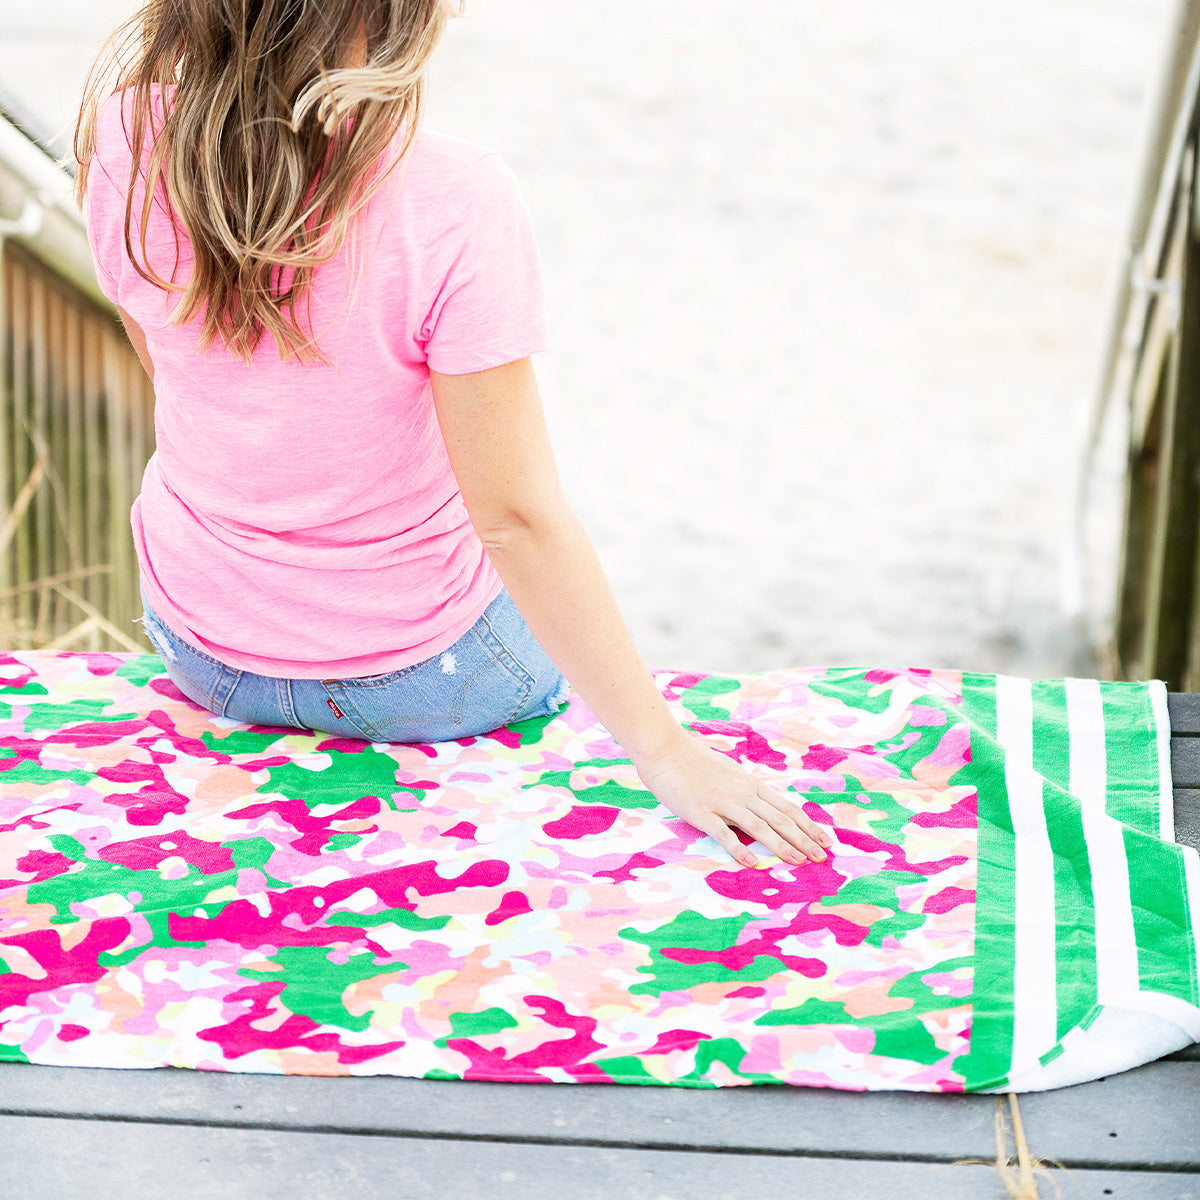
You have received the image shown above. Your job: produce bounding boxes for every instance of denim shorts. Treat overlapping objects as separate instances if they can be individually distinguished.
[136,586,571,743]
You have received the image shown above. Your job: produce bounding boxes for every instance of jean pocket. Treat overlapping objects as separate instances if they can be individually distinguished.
[322,630,534,743]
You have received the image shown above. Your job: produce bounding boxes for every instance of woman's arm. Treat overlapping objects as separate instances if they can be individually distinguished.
[431,357,830,868]
[117,306,155,383]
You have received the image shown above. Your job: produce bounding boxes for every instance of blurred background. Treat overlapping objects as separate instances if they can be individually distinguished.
[0,0,1187,678]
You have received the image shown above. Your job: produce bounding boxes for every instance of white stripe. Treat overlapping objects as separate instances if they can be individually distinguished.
[1184,847,1200,1006]
[1065,677,1107,811]
[995,674,1057,1074]
[1149,680,1173,842]
[1065,677,1140,1007]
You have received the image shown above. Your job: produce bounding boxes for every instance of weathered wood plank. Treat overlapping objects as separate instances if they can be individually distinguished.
[1017,1061,1200,1168]
[1171,738,1200,788]
[4,1114,1198,1200]
[1176,787,1200,847]
[1168,692,1200,733]
[0,1063,998,1161]
[6,1060,1199,1171]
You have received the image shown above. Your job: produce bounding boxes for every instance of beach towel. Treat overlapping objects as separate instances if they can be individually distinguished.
[1,652,1197,1092]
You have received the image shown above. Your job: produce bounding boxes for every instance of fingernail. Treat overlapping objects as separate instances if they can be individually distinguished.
[811,848,827,862]
[740,853,757,867]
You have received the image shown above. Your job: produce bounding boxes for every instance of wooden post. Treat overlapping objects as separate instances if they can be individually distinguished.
[1145,126,1200,688]
[65,293,85,628]
[1115,365,1166,677]
[0,247,9,621]
[10,255,31,638]
[30,273,51,643]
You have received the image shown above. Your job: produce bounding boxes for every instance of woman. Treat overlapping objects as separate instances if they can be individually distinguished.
[75,0,830,869]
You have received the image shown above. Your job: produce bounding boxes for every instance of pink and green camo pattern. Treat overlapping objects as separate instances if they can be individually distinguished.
[1,654,976,1090]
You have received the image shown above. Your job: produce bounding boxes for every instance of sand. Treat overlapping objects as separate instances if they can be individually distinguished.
[2,0,1173,676]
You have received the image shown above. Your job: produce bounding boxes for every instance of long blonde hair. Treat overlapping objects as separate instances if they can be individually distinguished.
[75,0,460,363]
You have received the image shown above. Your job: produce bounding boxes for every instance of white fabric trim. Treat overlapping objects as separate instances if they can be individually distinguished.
[995,674,1057,1077]
[1150,680,1173,842]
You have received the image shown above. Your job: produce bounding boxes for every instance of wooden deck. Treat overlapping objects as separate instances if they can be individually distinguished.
[4,697,1200,1200]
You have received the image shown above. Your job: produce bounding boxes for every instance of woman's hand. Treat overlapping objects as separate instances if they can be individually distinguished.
[632,731,832,868]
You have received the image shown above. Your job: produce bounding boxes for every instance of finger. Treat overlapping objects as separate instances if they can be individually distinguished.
[752,790,832,860]
[729,806,822,866]
[755,784,832,845]
[694,814,758,868]
[792,805,834,848]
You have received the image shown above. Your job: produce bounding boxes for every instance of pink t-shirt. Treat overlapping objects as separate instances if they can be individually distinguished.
[84,88,547,678]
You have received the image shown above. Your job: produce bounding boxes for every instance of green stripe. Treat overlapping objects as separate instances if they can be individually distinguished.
[1099,682,1161,835]
[1043,779,1099,1039]
[1098,682,1193,1002]
[1030,680,1071,796]
[1029,682,1098,1041]
[955,673,1015,1091]
[1124,828,1198,1004]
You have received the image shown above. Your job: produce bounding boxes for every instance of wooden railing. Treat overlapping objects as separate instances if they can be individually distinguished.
[1,241,155,651]
[0,108,154,654]
[1113,130,1200,688]
[1110,25,1200,689]
[1070,0,1200,688]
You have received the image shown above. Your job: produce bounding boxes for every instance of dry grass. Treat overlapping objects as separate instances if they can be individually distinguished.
[993,1094,1065,1200]
[0,452,142,653]
[2,239,156,656]
[0,568,142,652]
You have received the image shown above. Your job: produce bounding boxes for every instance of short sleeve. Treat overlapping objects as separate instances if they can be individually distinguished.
[418,152,548,374]
[82,88,180,308]
[83,155,126,304]
[82,92,141,306]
